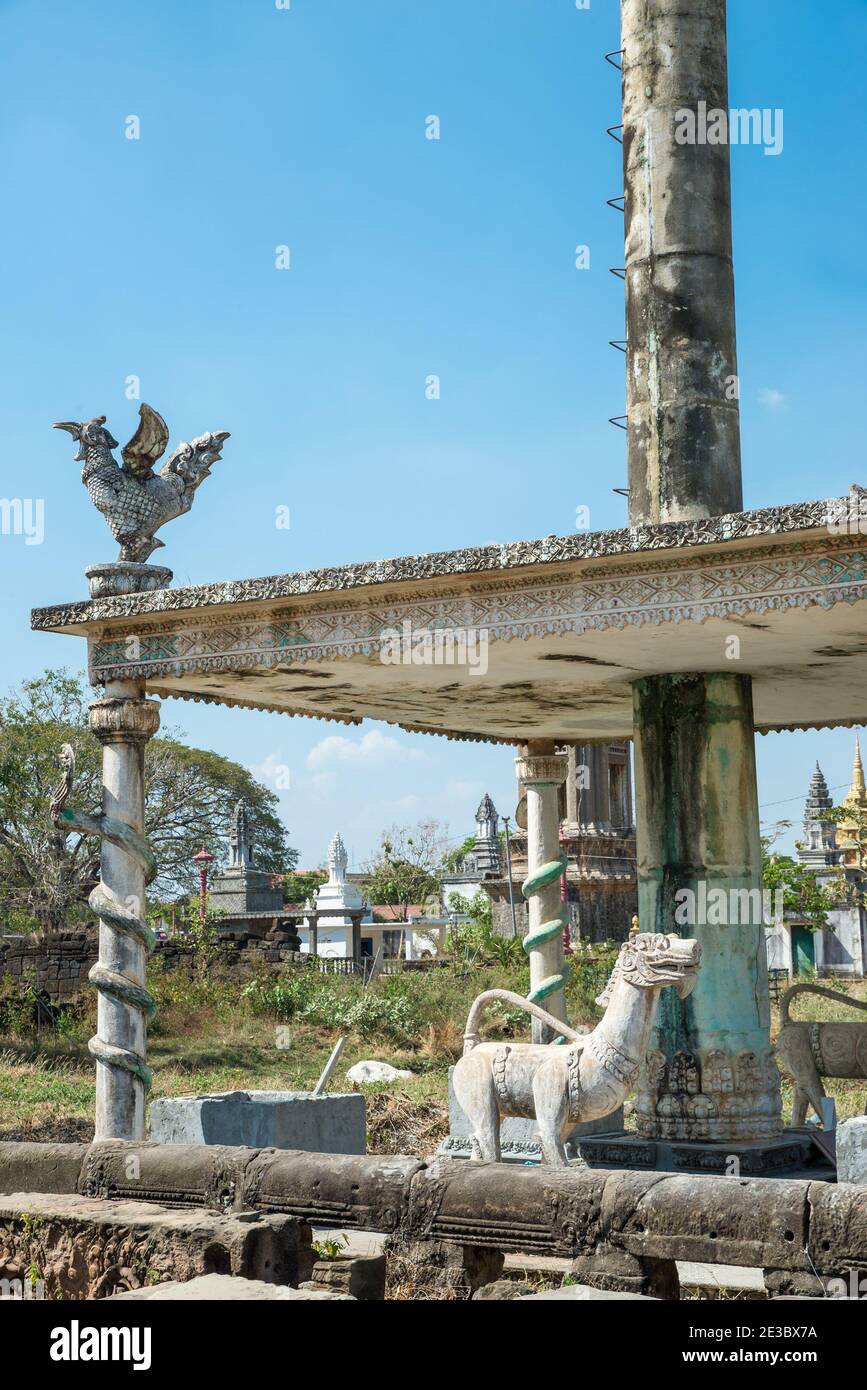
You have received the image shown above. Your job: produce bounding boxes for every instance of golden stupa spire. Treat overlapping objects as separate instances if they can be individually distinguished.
[844,735,866,808]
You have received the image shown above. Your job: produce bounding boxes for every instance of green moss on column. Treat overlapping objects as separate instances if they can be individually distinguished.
[632,672,782,1142]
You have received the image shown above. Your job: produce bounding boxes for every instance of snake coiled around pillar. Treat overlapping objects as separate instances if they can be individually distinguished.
[521,855,571,1004]
[50,744,157,1090]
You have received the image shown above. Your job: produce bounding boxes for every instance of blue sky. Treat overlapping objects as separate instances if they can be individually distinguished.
[2,0,866,869]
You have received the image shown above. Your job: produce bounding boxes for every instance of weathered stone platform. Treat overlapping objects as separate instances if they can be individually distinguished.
[572,1128,826,1178]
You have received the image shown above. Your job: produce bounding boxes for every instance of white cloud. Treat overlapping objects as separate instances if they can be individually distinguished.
[758,387,787,410]
[305,729,427,771]
[248,751,291,788]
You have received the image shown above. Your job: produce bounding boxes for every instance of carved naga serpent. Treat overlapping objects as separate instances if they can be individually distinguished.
[521,854,570,1004]
[50,744,157,1089]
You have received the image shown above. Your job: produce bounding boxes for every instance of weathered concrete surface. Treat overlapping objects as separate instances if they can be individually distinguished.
[0,1192,312,1299]
[29,497,867,744]
[631,673,780,1142]
[837,1117,867,1185]
[73,1140,421,1234]
[622,0,741,525]
[110,1273,351,1300]
[149,1090,366,1155]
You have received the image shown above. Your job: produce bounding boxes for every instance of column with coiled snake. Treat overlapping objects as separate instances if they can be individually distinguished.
[515,747,571,1043]
[50,687,161,1139]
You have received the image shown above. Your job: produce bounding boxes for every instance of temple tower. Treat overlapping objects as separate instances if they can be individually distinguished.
[799,764,837,870]
[472,794,502,875]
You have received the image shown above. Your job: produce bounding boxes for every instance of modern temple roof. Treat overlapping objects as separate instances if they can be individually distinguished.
[31,490,867,744]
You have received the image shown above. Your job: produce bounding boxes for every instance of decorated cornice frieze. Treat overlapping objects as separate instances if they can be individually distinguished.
[82,536,867,686]
[30,491,866,634]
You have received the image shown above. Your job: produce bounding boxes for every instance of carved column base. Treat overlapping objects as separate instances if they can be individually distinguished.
[634,1044,783,1144]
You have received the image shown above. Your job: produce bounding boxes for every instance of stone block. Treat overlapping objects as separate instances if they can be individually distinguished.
[301,1253,386,1300]
[836,1117,867,1185]
[383,1234,504,1299]
[149,1090,366,1155]
[0,1192,312,1299]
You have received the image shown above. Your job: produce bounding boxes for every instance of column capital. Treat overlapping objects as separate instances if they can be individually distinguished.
[515,753,568,787]
[89,695,161,746]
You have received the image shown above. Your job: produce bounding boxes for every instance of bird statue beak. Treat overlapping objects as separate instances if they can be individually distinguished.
[53,421,82,438]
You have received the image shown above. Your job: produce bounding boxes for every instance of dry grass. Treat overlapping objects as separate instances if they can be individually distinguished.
[365,1089,449,1157]
[418,1018,464,1063]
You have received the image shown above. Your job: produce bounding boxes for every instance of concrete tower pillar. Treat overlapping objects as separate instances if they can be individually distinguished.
[620,0,781,1143]
[622,0,742,525]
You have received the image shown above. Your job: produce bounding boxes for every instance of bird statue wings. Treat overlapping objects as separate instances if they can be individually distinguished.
[54,403,229,564]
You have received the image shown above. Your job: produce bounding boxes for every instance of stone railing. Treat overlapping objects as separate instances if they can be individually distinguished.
[0,1140,864,1299]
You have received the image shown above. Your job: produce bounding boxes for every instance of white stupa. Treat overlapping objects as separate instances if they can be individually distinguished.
[312,833,365,954]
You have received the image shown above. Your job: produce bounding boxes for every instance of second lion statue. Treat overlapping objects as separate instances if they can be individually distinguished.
[453,932,701,1166]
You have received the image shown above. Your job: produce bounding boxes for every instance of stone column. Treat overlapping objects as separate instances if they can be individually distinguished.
[622,0,742,525]
[631,675,781,1141]
[516,743,569,1042]
[90,680,160,1141]
[305,912,318,958]
[349,913,362,964]
[565,746,579,825]
[620,0,780,1142]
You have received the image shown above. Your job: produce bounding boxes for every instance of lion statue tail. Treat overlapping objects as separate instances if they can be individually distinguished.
[462,988,584,1055]
[780,982,867,1027]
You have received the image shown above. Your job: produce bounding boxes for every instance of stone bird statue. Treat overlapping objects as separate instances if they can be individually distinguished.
[54,404,229,563]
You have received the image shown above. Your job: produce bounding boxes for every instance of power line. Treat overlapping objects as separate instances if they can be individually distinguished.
[760,782,849,812]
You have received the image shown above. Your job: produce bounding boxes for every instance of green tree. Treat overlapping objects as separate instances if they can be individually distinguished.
[361,820,450,920]
[282,869,327,905]
[441,835,476,873]
[0,670,297,932]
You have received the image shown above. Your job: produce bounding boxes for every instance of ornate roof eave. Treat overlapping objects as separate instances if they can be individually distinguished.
[29,489,867,744]
[31,492,860,633]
